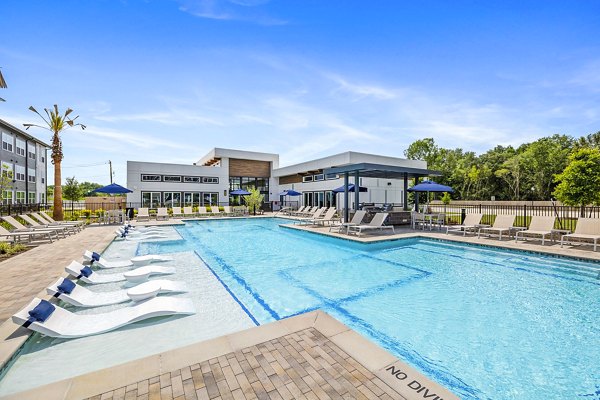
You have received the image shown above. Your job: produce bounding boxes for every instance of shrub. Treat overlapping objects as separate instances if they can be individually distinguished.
[0,242,27,255]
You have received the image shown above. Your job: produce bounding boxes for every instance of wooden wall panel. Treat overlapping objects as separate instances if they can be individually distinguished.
[229,158,271,177]
[279,174,303,184]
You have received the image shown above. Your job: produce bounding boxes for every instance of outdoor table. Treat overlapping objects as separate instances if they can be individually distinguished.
[509,226,527,239]
[550,228,571,243]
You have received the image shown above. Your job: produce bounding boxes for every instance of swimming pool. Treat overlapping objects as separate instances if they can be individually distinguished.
[139,218,599,400]
[0,218,598,399]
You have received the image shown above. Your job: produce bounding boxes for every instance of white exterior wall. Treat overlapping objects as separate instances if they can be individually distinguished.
[127,161,229,205]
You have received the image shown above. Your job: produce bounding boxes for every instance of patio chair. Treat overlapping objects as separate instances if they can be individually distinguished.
[561,218,600,251]
[478,214,517,240]
[1,216,63,240]
[347,213,395,237]
[301,207,338,226]
[183,206,194,217]
[171,207,184,218]
[39,211,85,228]
[197,206,209,217]
[222,206,235,216]
[446,213,483,236]
[330,210,366,233]
[46,277,188,308]
[411,212,427,230]
[13,296,195,338]
[295,208,326,224]
[31,212,83,230]
[0,225,54,243]
[136,207,150,222]
[209,205,222,216]
[291,206,307,216]
[83,250,173,268]
[65,260,175,284]
[515,216,556,245]
[20,214,76,235]
[156,207,170,221]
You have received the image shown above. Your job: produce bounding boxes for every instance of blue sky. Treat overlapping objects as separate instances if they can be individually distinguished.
[1,0,599,185]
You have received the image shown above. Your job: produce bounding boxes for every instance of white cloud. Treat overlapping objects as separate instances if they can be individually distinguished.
[175,0,286,25]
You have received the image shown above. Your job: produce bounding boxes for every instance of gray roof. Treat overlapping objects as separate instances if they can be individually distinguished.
[0,118,51,148]
[323,162,441,179]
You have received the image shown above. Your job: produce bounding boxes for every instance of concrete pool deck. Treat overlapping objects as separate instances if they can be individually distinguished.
[0,215,598,399]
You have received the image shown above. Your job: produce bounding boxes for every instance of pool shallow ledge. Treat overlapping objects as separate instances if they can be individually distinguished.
[2,310,460,400]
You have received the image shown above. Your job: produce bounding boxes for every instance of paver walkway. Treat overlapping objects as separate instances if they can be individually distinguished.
[0,225,116,323]
[85,328,404,400]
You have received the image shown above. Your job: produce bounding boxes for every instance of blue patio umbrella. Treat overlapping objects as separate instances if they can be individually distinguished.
[278,189,302,196]
[407,180,454,193]
[332,184,368,193]
[91,183,133,194]
[230,189,251,195]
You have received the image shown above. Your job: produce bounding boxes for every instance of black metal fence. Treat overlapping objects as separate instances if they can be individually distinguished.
[428,203,600,231]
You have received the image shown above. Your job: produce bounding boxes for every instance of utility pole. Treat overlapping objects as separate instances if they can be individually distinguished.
[109,160,113,184]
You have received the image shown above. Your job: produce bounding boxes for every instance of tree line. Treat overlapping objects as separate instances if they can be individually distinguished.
[404,131,600,206]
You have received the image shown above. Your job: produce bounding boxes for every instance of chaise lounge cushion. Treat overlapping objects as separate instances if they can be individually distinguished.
[57,279,76,294]
[80,266,93,278]
[28,300,55,322]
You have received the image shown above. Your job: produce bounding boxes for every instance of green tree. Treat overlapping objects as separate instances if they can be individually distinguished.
[0,162,13,203]
[495,154,525,200]
[243,186,264,214]
[403,138,439,167]
[576,131,600,149]
[24,105,85,220]
[63,176,83,202]
[554,148,600,213]
[79,181,103,196]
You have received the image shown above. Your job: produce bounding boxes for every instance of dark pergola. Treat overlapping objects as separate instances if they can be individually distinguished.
[323,163,441,222]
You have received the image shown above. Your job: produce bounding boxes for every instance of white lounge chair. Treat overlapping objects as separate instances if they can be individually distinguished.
[330,210,366,233]
[446,213,484,236]
[65,261,175,284]
[0,225,54,243]
[115,228,168,241]
[222,206,235,216]
[156,207,170,221]
[83,250,173,268]
[515,216,556,245]
[46,278,189,307]
[171,207,184,218]
[209,205,221,216]
[183,206,194,217]
[478,214,517,240]
[197,206,209,217]
[136,208,151,222]
[13,297,195,338]
[20,214,76,235]
[348,213,395,237]
[561,218,600,251]
[38,211,85,228]
[31,212,82,231]
[2,216,64,239]
[301,208,338,226]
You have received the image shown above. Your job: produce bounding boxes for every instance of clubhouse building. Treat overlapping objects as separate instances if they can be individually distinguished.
[126,148,437,210]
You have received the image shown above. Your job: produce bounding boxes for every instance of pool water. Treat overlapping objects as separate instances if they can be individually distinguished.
[137,218,600,400]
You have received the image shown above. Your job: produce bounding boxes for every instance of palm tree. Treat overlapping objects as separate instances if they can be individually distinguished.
[24,105,85,220]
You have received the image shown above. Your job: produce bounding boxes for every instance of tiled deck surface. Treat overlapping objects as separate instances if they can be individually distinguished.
[86,327,403,400]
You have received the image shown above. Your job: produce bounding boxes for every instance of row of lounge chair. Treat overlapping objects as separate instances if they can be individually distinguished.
[289,207,396,237]
[13,236,195,339]
[136,206,246,221]
[447,213,600,251]
[0,211,85,243]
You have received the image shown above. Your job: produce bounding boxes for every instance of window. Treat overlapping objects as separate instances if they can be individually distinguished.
[40,155,45,163]
[202,192,219,206]
[163,192,181,207]
[1,162,13,178]
[183,192,201,206]
[302,175,313,183]
[2,133,13,152]
[41,177,45,183]
[202,177,219,184]
[28,192,36,204]
[141,174,161,182]
[28,168,36,183]
[163,175,182,182]
[40,193,46,204]
[15,139,25,157]
[183,176,201,183]
[15,165,25,181]
[2,190,12,205]
[141,192,161,207]
[325,173,338,180]
[313,174,324,181]
[15,191,25,204]
[28,146,36,159]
